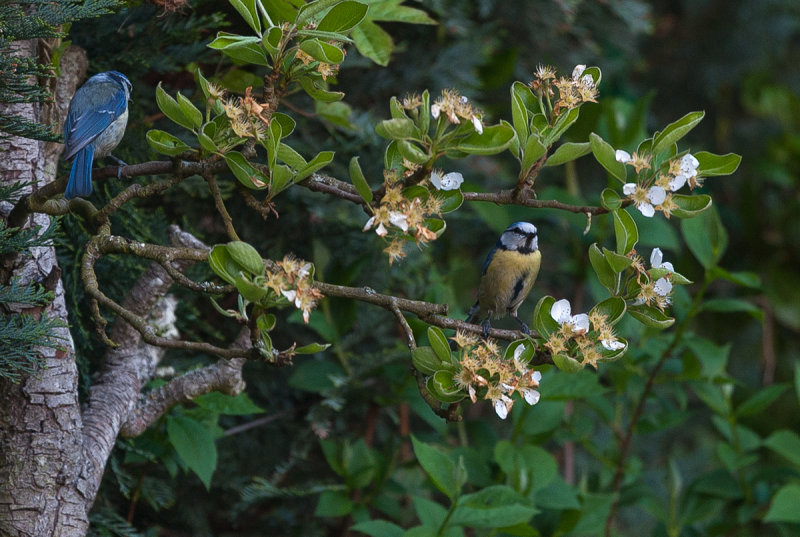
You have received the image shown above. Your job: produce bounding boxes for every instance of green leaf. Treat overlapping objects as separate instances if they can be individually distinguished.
[412,346,443,375]
[764,429,800,467]
[207,32,270,65]
[701,298,763,320]
[545,142,591,167]
[628,305,675,328]
[315,490,353,517]
[591,297,627,325]
[396,140,430,164]
[652,111,705,156]
[317,0,368,32]
[612,209,638,255]
[298,76,345,102]
[155,83,194,130]
[543,106,579,146]
[230,0,261,33]
[295,342,331,354]
[197,128,218,153]
[589,243,617,292]
[590,132,626,182]
[262,25,283,54]
[600,188,622,210]
[277,143,307,170]
[427,326,451,362]
[533,295,560,338]
[224,152,269,190]
[299,38,345,64]
[176,93,203,129]
[146,129,192,156]
[166,416,217,490]
[296,0,341,26]
[351,19,393,66]
[521,135,546,171]
[510,81,531,147]
[374,117,418,140]
[348,156,373,203]
[226,241,264,276]
[764,484,800,523]
[452,486,538,528]
[672,194,713,218]
[208,245,238,284]
[411,436,459,500]
[681,205,727,269]
[707,267,761,289]
[351,520,404,537]
[234,274,268,302]
[736,384,789,418]
[426,375,465,404]
[295,151,334,182]
[552,354,583,373]
[694,151,742,176]
[602,247,634,273]
[194,392,264,415]
[449,124,516,155]
[270,164,294,195]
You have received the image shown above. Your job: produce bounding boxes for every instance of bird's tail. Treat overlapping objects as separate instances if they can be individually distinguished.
[65,145,95,199]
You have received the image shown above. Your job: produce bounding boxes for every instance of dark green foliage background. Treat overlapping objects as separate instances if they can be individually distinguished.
[59,0,800,535]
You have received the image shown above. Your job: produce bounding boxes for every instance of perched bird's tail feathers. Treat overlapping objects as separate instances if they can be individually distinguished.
[65,145,95,199]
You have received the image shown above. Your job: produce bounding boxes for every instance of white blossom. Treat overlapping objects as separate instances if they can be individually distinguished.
[551,299,590,335]
[654,277,673,297]
[602,339,625,351]
[572,64,587,80]
[431,103,441,119]
[471,115,484,134]
[494,394,513,419]
[389,211,409,232]
[650,247,674,272]
[616,150,632,164]
[430,171,464,191]
[520,387,541,405]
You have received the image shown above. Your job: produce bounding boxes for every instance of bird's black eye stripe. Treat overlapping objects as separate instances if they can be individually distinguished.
[511,229,537,238]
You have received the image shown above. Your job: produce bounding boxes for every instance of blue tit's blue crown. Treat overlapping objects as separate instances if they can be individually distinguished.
[498,221,538,254]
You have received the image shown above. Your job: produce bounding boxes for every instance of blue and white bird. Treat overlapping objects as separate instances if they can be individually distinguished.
[466,222,542,337]
[63,71,132,199]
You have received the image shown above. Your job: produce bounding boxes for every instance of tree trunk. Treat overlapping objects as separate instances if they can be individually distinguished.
[0,39,91,537]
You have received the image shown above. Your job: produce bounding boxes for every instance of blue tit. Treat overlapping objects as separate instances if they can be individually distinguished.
[466,222,541,337]
[63,71,132,199]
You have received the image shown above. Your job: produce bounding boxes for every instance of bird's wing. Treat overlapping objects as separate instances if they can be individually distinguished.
[63,82,128,160]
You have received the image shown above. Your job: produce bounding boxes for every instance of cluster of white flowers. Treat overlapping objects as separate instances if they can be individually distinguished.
[545,298,625,369]
[430,89,484,134]
[616,151,701,218]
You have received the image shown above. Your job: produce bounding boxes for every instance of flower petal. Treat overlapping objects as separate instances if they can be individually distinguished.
[531,370,542,383]
[637,201,655,218]
[647,186,667,205]
[520,388,541,406]
[513,343,525,362]
[669,174,688,191]
[440,172,464,191]
[572,313,590,334]
[680,153,699,174]
[494,397,510,419]
[472,115,484,134]
[572,64,587,79]
[431,103,440,119]
[615,150,632,164]
[622,183,637,195]
[430,171,442,190]
[551,299,572,324]
[654,277,673,296]
[602,338,625,351]
[375,222,388,237]
[389,211,409,232]
[362,216,375,231]
[650,248,664,268]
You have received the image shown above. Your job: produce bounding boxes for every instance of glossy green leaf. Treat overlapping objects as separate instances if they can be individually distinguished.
[262,25,283,54]
[533,295,560,337]
[208,245,238,284]
[234,275,268,302]
[412,347,442,375]
[396,140,430,164]
[155,83,194,130]
[552,354,583,373]
[351,19,393,66]
[229,0,261,34]
[545,142,592,167]
[297,76,345,102]
[612,208,638,255]
[146,129,192,156]
[591,297,627,325]
[510,81,531,146]
[226,241,264,275]
[207,32,270,65]
[544,106,579,146]
[694,151,742,176]
[589,243,617,292]
[299,38,345,64]
[257,312,276,332]
[277,143,307,170]
[294,151,334,182]
[652,111,705,156]
[426,375,465,404]
[672,194,713,218]
[317,0,368,32]
[197,129,218,153]
[521,134,546,171]
[602,246,634,273]
[348,156,373,203]
[411,436,459,500]
[224,151,269,190]
[628,305,675,328]
[435,189,463,213]
[449,124,516,155]
[590,132,626,182]
[374,117,418,140]
[600,188,622,210]
[167,416,217,490]
[427,326,451,362]
[295,342,332,354]
[296,0,340,26]
[270,164,294,195]
[764,484,800,523]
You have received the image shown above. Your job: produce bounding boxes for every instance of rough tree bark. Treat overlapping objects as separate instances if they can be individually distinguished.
[0,40,246,537]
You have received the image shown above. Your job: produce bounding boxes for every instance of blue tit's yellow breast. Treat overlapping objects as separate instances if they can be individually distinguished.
[477,249,541,318]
